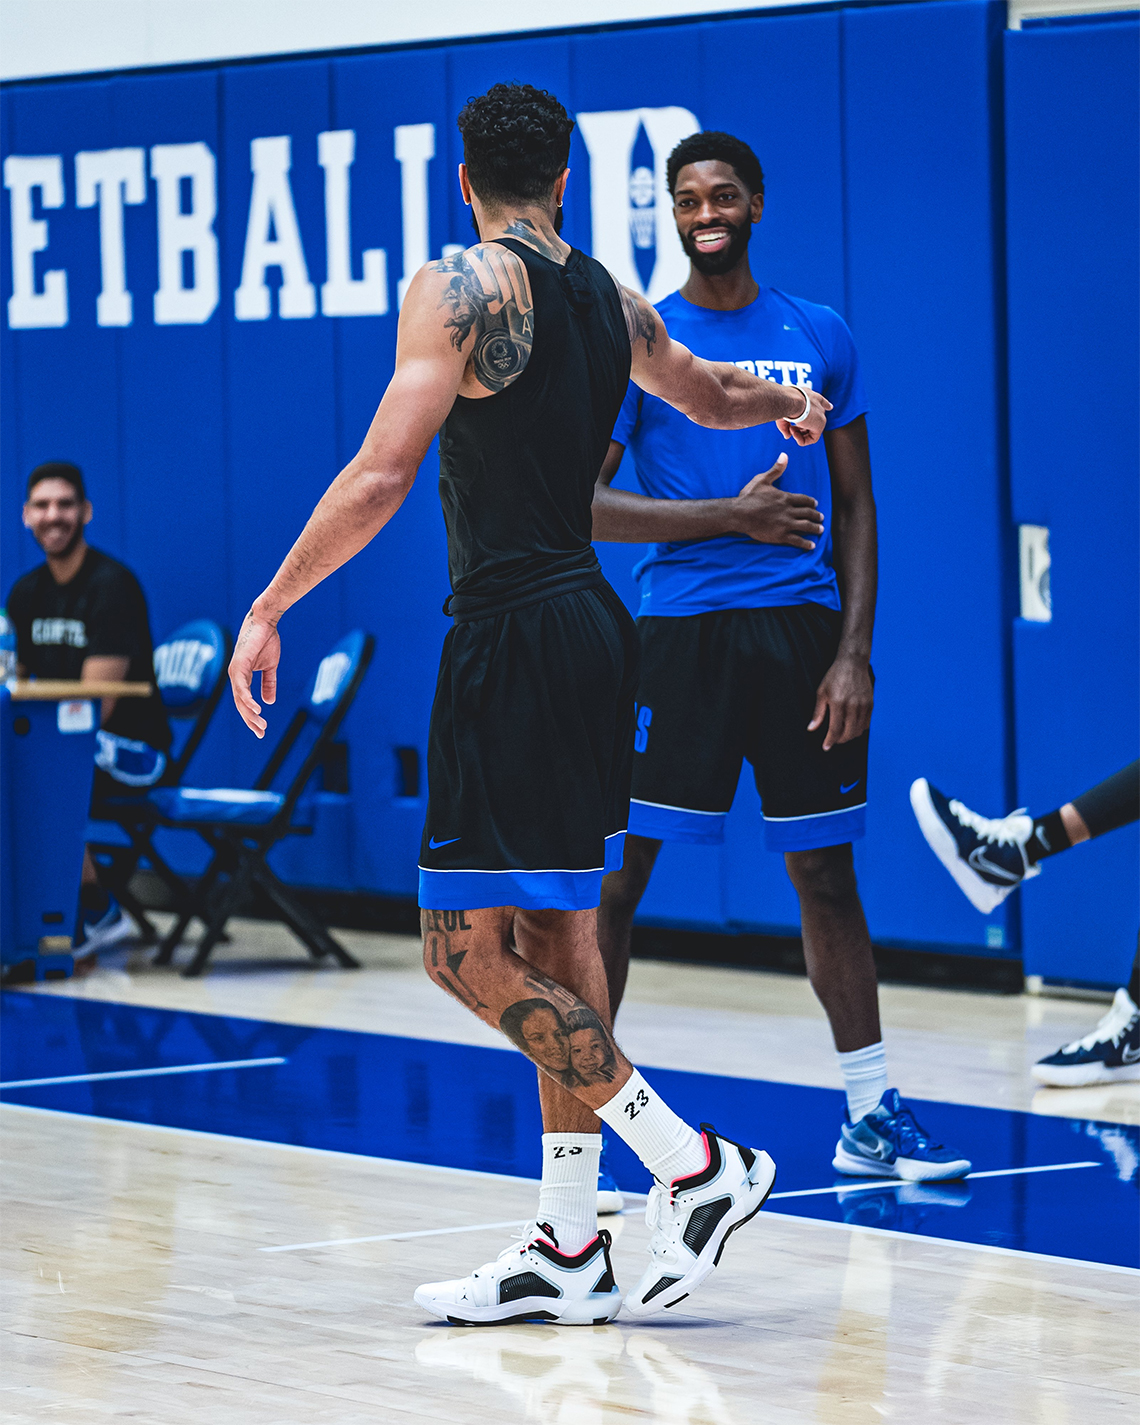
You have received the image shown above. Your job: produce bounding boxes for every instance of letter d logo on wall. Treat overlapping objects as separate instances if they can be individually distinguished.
[576,107,699,302]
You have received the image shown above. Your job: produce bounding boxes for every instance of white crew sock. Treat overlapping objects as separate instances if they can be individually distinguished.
[537,1133,601,1255]
[595,1069,706,1185]
[838,1041,888,1123]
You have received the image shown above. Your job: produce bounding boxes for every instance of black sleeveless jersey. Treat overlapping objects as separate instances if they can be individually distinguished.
[437,238,631,612]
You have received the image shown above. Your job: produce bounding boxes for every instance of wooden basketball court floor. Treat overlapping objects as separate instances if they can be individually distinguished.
[3,921,1138,1423]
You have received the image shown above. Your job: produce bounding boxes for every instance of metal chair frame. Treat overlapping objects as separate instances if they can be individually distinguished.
[89,622,233,943]
[152,632,374,977]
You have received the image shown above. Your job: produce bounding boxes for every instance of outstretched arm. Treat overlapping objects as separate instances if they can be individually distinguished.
[229,246,528,736]
[592,440,825,549]
[618,284,832,443]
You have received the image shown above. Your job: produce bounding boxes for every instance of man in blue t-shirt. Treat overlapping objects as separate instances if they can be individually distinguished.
[595,131,970,1183]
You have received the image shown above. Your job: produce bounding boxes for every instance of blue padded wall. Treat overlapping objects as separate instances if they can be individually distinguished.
[841,0,1014,956]
[1005,19,1140,986]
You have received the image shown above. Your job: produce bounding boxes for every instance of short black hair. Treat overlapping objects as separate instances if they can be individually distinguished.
[499,997,566,1053]
[26,461,86,503]
[667,131,765,201]
[457,82,574,206]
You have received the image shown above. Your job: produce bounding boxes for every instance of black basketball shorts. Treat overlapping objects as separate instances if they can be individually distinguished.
[418,580,639,911]
[627,604,869,853]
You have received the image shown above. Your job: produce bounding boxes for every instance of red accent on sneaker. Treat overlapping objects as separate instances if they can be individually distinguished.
[669,1128,712,1195]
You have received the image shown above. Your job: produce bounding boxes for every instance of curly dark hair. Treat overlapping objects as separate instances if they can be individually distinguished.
[457,82,574,206]
[667,130,765,201]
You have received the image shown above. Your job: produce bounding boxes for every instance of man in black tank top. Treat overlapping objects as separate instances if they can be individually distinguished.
[230,84,831,1324]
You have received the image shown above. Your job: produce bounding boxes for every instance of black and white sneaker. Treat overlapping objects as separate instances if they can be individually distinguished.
[910,778,1040,914]
[624,1125,776,1320]
[1032,989,1140,1087]
[413,1222,621,1327]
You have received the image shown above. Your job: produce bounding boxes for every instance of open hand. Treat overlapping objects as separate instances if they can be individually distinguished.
[808,655,874,751]
[732,455,825,550]
[229,607,280,738]
[775,387,832,446]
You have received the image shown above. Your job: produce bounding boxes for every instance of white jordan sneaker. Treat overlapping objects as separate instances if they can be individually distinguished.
[624,1125,776,1320]
[413,1222,622,1327]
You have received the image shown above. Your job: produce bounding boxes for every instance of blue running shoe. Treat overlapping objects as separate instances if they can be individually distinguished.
[76,895,134,956]
[1032,989,1140,1087]
[597,1139,623,1216]
[910,777,1039,914]
[833,1089,972,1182]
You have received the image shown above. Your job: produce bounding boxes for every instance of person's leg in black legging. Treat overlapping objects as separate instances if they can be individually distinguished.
[1024,761,1140,864]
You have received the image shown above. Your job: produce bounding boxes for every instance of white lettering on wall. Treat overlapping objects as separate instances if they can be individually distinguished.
[151,142,219,326]
[394,123,434,309]
[576,107,698,302]
[4,155,68,328]
[234,136,316,320]
[75,147,145,327]
[318,130,388,317]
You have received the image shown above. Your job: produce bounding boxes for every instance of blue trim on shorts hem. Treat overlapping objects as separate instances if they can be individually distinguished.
[763,804,866,851]
[419,867,605,912]
[603,830,626,874]
[627,800,727,845]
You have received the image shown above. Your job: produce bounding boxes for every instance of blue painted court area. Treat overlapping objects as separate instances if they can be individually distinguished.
[2,989,1136,1270]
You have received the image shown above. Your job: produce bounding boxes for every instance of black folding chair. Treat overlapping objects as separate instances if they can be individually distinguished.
[149,630,374,977]
[87,619,232,943]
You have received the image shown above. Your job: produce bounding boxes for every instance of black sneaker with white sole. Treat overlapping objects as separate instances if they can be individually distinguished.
[909,777,1039,914]
[624,1125,776,1320]
[413,1222,621,1327]
[1032,989,1140,1087]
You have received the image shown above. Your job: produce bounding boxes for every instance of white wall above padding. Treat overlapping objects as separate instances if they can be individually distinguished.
[1,0,822,81]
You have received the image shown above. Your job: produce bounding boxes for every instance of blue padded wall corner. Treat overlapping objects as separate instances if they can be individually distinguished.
[1005,19,1140,986]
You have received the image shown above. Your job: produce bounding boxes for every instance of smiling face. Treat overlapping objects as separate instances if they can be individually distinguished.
[23,477,91,560]
[569,1027,609,1080]
[521,1007,571,1074]
[672,159,763,277]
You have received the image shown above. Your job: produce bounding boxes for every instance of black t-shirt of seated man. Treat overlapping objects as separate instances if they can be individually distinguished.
[7,547,171,753]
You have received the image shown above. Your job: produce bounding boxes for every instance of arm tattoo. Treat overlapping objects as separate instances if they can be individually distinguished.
[620,286,657,357]
[429,247,534,394]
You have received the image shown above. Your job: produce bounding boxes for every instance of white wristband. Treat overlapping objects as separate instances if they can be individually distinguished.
[789,385,812,426]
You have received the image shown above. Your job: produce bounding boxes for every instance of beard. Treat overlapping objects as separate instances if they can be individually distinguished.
[681,219,752,277]
[38,522,83,560]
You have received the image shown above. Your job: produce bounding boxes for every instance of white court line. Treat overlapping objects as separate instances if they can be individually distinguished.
[258,1161,1102,1253]
[260,1218,533,1252]
[0,1057,287,1089]
[5,1104,1133,1276]
[768,1160,1101,1201]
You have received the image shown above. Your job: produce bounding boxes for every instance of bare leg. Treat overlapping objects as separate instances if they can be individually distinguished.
[513,907,611,1135]
[785,844,881,1053]
[596,835,662,1018]
[1059,802,1091,845]
[420,906,633,1111]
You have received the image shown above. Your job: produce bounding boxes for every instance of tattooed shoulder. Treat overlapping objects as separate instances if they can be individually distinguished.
[620,286,657,357]
[429,245,534,395]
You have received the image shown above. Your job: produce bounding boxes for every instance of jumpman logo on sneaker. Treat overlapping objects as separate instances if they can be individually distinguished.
[428,836,461,849]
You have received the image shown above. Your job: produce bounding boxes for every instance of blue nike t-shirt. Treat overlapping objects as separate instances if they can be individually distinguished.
[611,286,868,617]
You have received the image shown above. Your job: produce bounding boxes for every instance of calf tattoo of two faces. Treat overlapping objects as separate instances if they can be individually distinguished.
[500,993,618,1091]
[420,910,619,1089]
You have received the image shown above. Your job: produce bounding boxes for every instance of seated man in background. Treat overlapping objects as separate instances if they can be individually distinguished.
[8,462,171,954]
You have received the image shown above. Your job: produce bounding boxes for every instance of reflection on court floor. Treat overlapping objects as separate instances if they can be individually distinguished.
[2,989,1136,1269]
